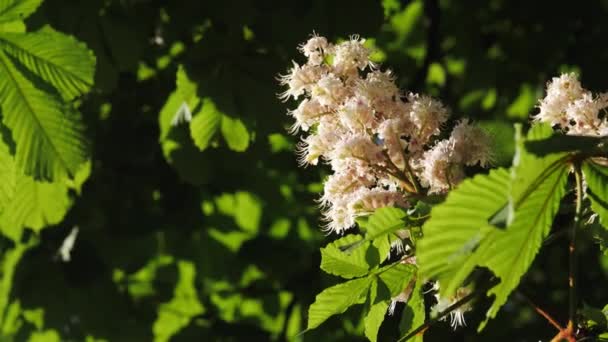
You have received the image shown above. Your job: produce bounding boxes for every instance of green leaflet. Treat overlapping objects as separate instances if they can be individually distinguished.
[0,28,95,100]
[176,65,199,110]
[321,234,372,279]
[221,115,250,152]
[0,172,72,240]
[479,163,567,327]
[308,262,416,333]
[364,300,388,342]
[417,168,511,290]
[190,97,221,151]
[583,161,608,229]
[0,51,89,180]
[307,276,372,330]
[343,207,407,254]
[418,124,569,330]
[0,0,42,24]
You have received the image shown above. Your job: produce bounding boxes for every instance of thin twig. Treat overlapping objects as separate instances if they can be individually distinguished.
[517,291,563,331]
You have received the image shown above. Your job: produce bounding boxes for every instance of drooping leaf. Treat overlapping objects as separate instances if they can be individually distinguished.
[190,97,221,151]
[0,0,42,23]
[320,234,371,279]
[307,277,372,330]
[0,51,89,180]
[0,28,96,99]
[480,163,568,326]
[364,300,388,342]
[583,161,608,229]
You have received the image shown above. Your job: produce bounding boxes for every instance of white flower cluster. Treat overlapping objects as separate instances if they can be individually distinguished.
[279,34,492,234]
[535,73,608,136]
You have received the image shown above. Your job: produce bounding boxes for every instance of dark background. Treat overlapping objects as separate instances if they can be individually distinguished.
[3,0,608,340]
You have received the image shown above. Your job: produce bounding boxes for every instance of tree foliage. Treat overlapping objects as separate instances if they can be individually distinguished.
[0,0,607,341]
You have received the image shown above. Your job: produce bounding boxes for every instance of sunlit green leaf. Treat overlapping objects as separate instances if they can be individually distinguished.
[190,97,221,151]
[307,277,372,330]
[364,301,388,342]
[0,0,42,23]
[0,28,95,99]
[0,51,89,180]
[321,234,371,279]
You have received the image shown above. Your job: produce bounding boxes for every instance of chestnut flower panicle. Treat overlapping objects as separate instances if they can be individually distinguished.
[279,33,492,234]
[535,73,608,136]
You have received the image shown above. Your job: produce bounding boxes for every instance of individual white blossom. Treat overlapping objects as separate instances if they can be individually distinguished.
[278,62,325,101]
[332,35,371,77]
[279,33,492,233]
[408,93,449,152]
[288,98,326,133]
[416,139,464,194]
[299,34,330,66]
[449,119,493,167]
[357,70,400,104]
[338,97,376,132]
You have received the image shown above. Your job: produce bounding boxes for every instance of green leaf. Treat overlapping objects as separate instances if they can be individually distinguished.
[0,0,42,23]
[481,163,567,326]
[0,173,72,240]
[418,168,511,292]
[583,161,608,229]
[419,124,570,329]
[343,207,407,253]
[176,65,199,108]
[0,20,24,33]
[321,234,371,279]
[0,51,89,180]
[221,115,250,152]
[307,277,372,330]
[190,97,221,151]
[364,301,388,342]
[0,28,96,100]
